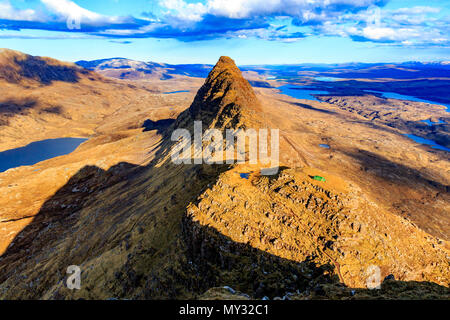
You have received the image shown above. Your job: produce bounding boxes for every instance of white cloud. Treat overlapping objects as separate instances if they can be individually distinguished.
[41,0,101,20]
[161,0,385,21]
[0,1,44,21]
[208,0,382,19]
[162,0,207,21]
[393,6,440,15]
[0,0,447,45]
[312,4,448,45]
[362,26,414,41]
[134,0,450,44]
[41,0,128,24]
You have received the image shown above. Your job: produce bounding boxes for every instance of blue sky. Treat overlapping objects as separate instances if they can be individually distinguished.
[0,0,449,64]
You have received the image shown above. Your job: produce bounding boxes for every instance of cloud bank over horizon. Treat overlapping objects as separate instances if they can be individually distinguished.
[0,0,448,49]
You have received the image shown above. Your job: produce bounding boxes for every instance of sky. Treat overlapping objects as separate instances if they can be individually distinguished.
[0,0,449,65]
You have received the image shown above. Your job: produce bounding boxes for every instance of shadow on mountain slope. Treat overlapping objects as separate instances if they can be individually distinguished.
[291,102,336,114]
[0,156,234,299]
[0,126,348,299]
[1,155,449,299]
[345,149,449,193]
[0,98,38,124]
[142,118,176,132]
[343,148,449,240]
[0,52,86,85]
[13,55,83,85]
[201,278,450,300]
[0,163,135,270]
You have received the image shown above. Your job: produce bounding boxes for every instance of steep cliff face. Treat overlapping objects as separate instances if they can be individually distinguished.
[0,56,448,300]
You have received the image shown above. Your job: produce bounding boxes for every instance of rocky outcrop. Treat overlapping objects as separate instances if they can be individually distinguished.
[174,56,263,132]
[183,167,449,294]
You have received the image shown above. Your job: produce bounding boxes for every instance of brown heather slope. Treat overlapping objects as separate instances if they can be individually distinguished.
[0,48,84,84]
[0,56,448,300]
[0,49,195,152]
[319,94,450,149]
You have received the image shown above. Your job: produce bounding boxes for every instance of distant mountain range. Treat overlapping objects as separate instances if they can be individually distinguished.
[76,57,450,81]
[76,58,213,80]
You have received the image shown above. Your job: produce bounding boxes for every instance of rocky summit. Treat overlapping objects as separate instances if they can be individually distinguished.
[0,54,448,300]
[174,56,263,133]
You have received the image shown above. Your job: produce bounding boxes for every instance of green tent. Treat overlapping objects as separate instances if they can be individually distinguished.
[313,175,326,182]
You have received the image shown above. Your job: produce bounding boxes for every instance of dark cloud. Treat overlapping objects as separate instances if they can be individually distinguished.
[109,40,133,44]
[0,17,150,33]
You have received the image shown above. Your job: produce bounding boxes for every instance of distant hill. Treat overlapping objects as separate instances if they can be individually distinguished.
[0,48,95,85]
[0,49,159,152]
[76,56,450,81]
[241,61,450,80]
[76,58,213,80]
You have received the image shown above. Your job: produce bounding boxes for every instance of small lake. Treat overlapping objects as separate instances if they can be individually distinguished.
[404,134,450,152]
[315,77,340,82]
[365,90,449,151]
[421,119,446,126]
[277,82,449,153]
[278,84,329,102]
[365,90,450,113]
[163,90,190,94]
[239,173,250,180]
[0,138,87,173]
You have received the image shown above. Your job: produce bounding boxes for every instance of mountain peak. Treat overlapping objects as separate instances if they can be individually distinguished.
[214,56,240,72]
[176,56,262,131]
[217,55,234,63]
